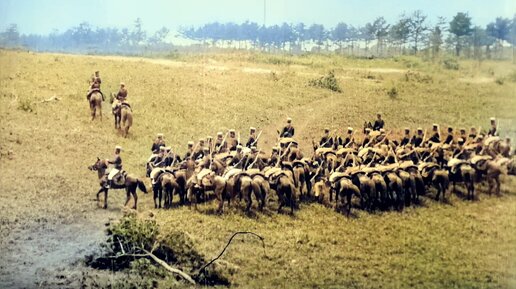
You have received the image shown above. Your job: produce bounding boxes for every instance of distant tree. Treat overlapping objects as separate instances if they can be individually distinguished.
[407,10,428,54]
[332,22,349,54]
[1,24,20,46]
[366,17,389,55]
[449,12,473,56]
[389,15,411,55]
[510,15,516,63]
[360,25,374,54]
[131,18,146,46]
[486,17,511,58]
[148,27,170,45]
[307,24,326,51]
[471,26,494,60]
[428,17,447,59]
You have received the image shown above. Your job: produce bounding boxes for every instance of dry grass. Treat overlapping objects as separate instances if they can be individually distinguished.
[0,49,515,288]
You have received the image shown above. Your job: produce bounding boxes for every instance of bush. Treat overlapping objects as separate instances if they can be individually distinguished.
[495,77,504,85]
[17,98,33,112]
[404,70,433,83]
[387,86,398,99]
[443,58,459,70]
[86,215,230,286]
[308,70,342,93]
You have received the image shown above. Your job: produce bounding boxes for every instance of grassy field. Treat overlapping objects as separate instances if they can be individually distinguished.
[0,49,515,288]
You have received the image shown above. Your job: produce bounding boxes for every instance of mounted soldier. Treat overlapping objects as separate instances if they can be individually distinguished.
[227,129,239,151]
[428,124,441,144]
[400,128,411,146]
[412,128,424,147]
[116,82,128,102]
[488,117,499,136]
[106,145,123,188]
[269,147,280,166]
[151,133,166,154]
[246,127,258,148]
[444,126,454,145]
[87,71,104,101]
[343,127,354,147]
[184,141,194,160]
[280,117,295,138]
[373,113,385,131]
[468,127,477,140]
[215,132,227,153]
[319,128,333,148]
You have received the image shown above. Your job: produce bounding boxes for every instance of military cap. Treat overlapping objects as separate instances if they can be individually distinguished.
[229,129,235,133]
[250,127,256,131]
[490,117,496,121]
[460,128,466,133]
[251,146,257,152]
[199,138,205,142]
[432,123,439,127]
[287,117,292,122]
[115,145,122,151]
[236,145,243,150]
[187,141,194,146]
[157,133,164,137]
[272,147,279,151]
[417,127,423,131]
[347,127,353,131]
[217,132,223,136]
[120,82,125,86]
[207,135,213,140]
[404,127,410,132]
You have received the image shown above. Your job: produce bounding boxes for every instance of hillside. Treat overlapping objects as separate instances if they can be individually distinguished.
[0,49,515,288]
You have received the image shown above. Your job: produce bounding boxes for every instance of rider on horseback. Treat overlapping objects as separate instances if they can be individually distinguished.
[87,71,104,101]
[106,145,123,188]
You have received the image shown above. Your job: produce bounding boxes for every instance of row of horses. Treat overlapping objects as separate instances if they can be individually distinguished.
[142,136,514,215]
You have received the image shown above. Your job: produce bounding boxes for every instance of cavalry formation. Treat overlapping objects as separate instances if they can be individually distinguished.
[85,72,514,215]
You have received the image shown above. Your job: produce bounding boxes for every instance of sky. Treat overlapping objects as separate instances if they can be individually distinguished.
[0,0,515,35]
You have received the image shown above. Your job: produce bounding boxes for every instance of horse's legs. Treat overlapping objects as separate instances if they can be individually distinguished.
[96,187,104,201]
[132,189,138,210]
[103,189,108,209]
[124,188,131,207]
[153,186,159,208]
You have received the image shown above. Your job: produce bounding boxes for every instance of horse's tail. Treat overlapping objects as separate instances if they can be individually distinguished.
[137,179,148,194]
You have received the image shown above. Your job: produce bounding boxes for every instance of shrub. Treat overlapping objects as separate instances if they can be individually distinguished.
[308,70,342,92]
[443,58,459,70]
[495,77,504,85]
[86,215,229,286]
[404,70,433,83]
[17,98,33,112]
[387,86,399,99]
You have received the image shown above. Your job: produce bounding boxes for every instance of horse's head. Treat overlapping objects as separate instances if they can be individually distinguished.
[88,157,106,171]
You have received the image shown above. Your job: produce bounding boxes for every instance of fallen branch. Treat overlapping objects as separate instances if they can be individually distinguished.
[109,248,196,285]
[142,248,196,285]
[32,96,61,104]
[197,231,265,276]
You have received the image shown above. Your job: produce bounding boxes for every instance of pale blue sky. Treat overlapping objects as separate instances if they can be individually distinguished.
[1,0,515,34]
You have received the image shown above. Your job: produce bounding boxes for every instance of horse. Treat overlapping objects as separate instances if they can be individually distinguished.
[120,104,132,137]
[111,98,121,129]
[88,158,148,209]
[89,91,103,121]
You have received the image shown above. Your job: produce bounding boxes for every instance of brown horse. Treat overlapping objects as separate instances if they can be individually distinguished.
[89,91,103,121]
[120,104,133,137]
[88,158,148,209]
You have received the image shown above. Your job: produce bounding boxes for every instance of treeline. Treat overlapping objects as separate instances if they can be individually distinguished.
[180,12,516,59]
[1,11,515,60]
[0,18,172,54]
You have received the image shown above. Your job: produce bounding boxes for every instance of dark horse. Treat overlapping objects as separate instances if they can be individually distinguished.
[88,158,148,209]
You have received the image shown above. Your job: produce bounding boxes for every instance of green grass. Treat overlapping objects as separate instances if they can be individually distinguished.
[0,49,515,288]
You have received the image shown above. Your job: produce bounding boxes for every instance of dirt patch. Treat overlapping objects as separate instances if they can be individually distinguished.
[458,77,494,84]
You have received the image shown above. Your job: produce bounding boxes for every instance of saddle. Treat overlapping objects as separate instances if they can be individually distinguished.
[329,171,350,183]
[150,168,165,184]
[447,158,468,174]
[106,170,126,186]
